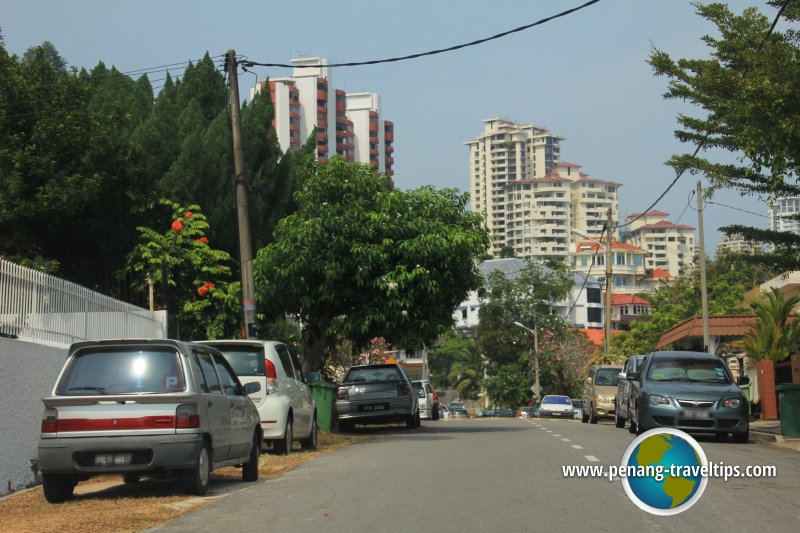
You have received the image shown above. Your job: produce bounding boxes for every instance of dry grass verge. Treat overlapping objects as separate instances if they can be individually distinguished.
[0,431,366,533]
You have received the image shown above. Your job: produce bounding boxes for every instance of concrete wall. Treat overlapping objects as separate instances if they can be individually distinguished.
[0,337,67,495]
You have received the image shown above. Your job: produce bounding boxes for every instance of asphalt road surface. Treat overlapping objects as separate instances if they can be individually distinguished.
[149,418,800,533]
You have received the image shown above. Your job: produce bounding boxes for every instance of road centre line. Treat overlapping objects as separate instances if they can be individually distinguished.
[561,438,571,442]
[572,444,583,450]
[585,455,600,462]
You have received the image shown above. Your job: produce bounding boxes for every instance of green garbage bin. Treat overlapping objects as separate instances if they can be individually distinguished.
[775,383,800,437]
[310,380,338,432]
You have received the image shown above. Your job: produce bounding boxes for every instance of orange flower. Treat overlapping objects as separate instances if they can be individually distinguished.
[197,237,209,244]
[171,220,183,233]
[185,211,194,218]
[197,285,209,297]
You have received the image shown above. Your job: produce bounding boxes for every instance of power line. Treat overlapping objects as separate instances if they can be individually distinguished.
[242,0,600,69]
[707,200,769,219]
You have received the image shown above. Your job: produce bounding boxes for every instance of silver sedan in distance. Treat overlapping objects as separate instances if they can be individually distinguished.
[335,364,420,431]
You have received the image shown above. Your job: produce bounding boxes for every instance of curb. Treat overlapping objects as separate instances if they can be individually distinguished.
[750,430,800,451]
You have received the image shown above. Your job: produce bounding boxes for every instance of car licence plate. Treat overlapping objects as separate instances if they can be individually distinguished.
[359,403,389,412]
[94,453,133,466]
[681,410,711,419]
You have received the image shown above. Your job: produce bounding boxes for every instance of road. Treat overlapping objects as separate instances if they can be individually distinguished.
[150,418,800,533]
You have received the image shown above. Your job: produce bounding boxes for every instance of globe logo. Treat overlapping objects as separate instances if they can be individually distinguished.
[620,428,708,515]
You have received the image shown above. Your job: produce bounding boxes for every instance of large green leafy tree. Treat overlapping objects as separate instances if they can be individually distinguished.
[429,331,482,392]
[254,156,490,373]
[649,1,800,271]
[476,261,574,366]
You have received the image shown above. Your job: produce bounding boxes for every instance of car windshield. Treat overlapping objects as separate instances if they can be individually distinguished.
[571,400,582,408]
[213,345,266,377]
[542,396,571,405]
[593,368,620,386]
[647,358,732,383]
[345,367,402,382]
[57,347,185,395]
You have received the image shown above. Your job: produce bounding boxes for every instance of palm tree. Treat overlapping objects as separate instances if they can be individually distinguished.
[735,288,800,362]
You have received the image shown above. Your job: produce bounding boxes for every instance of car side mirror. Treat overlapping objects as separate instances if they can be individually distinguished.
[627,371,640,382]
[244,382,261,395]
[618,372,626,381]
[307,371,321,383]
[586,377,592,384]
[738,375,750,386]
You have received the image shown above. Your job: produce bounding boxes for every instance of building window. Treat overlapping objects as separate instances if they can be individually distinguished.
[587,288,602,304]
[587,308,602,323]
[461,309,467,320]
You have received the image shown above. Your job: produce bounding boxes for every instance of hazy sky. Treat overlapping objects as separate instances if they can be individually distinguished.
[1,0,778,252]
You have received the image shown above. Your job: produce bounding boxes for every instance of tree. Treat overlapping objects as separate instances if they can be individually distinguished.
[254,156,490,373]
[483,363,529,408]
[476,260,574,366]
[539,328,596,397]
[649,2,800,271]
[429,331,482,392]
[734,287,800,361]
[126,200,240,339]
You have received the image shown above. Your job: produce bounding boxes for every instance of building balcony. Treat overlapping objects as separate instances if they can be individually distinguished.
[369,135,378,144]
[318,118,328,128]
[370,148,380,157]
[290,111,301,120]
[317,131,328,142]
[385,145,394,153]
[385,131,394,142]
[336,102,346,112]
[317,106,327,114]
[317,89,328,101]
[370,160,379,169]
[386,156,394,165]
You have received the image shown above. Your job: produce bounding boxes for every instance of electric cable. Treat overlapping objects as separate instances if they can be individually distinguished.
[242,1,600,69]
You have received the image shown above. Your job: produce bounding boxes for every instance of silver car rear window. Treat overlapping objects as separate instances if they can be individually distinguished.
[56,347,185,395]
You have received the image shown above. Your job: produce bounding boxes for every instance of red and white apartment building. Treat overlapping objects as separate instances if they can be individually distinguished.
[251,57,394,177]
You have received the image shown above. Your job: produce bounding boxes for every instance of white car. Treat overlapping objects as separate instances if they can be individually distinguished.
[412,380,439,420]
[198,340,316,454]
[539,395,574,418]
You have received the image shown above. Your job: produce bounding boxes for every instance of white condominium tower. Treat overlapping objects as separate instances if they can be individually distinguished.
[251,58,394,178]
[466,117,620,261]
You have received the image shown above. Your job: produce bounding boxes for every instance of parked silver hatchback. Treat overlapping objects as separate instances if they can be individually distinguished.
[37,339,262,503]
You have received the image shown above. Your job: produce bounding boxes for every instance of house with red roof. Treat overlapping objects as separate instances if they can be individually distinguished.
[571,238,650,294]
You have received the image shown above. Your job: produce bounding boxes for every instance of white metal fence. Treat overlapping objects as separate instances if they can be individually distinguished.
[0,259,166,347]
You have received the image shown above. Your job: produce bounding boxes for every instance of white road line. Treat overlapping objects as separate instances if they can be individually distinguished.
[553,434,561,437]
[561,438,571,442]
[572,444,583,450]
[546,430,553,433]
[585,455,600,462]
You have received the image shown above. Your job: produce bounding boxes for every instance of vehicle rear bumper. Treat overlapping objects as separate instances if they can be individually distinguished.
[335,398,414,424]
[38,433,204,474]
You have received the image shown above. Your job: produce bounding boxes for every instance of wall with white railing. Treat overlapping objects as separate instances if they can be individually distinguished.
[0,259,166,347]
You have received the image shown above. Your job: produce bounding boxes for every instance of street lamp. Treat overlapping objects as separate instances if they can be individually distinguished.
[572,223,613,357]
[514,320,541,401]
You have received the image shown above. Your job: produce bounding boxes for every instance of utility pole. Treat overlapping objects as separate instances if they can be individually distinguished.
[533,313,541,401]
[226,49,257,339]
[604,207,613,357]
[696,179,710,351]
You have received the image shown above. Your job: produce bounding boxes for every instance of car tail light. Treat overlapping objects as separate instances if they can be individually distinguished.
[337,388,349,400]
[41,408,58,433]
[265,358,278,395]
[176,404,200,429]
[397,383,411,396]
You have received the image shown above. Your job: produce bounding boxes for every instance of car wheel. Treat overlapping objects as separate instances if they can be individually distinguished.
[42,473,75,504]
[733,428,750,443]
[628,405,638,434]
[581,408,589,423]
[614,409,625,428]
[301,417,318,450]
[122,473,141,484]
[182,443,211,495]
[273,418,293,455]
[407,410,419,429]
[242,431,261,482]
[432,405,439,421]
[588,404,598,424]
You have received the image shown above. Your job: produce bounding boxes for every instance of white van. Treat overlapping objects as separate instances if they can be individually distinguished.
[197,340,316,454]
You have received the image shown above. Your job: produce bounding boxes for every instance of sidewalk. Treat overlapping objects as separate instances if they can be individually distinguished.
[750,419,800,452]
